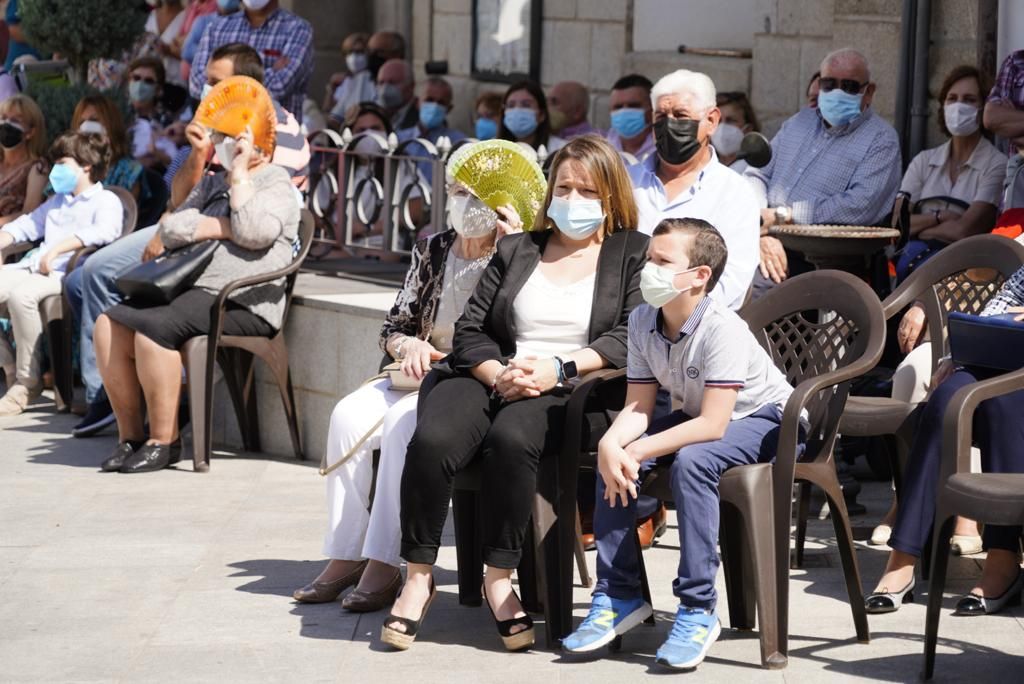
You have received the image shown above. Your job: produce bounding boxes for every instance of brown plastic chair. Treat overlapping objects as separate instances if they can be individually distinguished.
[555,271,886,668]
[923,365,1024,679]
[451,367,621,648]
[832,235,1024,568]
[41,185,138,410]
[181,209,314,472]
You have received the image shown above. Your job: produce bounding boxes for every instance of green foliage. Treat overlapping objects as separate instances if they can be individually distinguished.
[19,0,147,81]
[25,80,128,146]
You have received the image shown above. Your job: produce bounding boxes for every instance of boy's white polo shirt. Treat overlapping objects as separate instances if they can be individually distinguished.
[626,296,794,421]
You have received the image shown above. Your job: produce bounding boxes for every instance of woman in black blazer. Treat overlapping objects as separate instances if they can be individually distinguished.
[381,135,648,652]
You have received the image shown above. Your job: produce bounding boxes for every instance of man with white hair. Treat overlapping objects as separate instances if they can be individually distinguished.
[628,69,760,310]
[746,48,901,295]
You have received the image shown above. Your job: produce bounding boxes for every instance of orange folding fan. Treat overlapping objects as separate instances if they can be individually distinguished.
[194,75,276,153]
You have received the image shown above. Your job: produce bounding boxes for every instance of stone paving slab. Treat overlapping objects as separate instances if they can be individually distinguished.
[1,402,1021,682]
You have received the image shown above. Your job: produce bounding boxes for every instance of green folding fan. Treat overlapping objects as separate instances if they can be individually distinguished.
[446,139,548,231]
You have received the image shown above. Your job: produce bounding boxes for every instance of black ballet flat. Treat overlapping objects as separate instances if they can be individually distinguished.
[955,570,1024,616]
[865,577,915,614]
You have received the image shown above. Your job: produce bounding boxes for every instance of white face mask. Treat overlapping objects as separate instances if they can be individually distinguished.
[447,193,497,238]
[78,120,107,136]
[242,0,272,10]
[944,101,980,137]
[711,122,744,157]
[353,134,384,158]
[201,83,213,101]
[215,136,237,168]
[639,263,700,308]
[346,52,368,74]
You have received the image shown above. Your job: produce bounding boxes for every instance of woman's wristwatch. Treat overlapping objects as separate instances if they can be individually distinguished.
[393,335,411,359]
[553,356,578,384]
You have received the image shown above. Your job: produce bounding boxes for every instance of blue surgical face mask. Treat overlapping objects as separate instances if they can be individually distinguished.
[503,108,538,138]
[817,88,863,127]
[201,83,213,101]
[49,163,81,195]
[217,0,240,11]
[546,195,605,240]
[418,101,446,131]
[610,108,647,139]
[129,79,157,104]
[475,117,498,140]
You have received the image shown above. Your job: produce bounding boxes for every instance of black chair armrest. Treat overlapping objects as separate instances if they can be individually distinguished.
[939,366,1024,483]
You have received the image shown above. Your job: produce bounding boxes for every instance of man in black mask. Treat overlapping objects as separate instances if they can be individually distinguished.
[627,68,760,311]
[366,31,406,79]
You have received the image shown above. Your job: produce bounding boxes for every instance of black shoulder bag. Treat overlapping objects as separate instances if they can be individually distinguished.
[115,189,230,306]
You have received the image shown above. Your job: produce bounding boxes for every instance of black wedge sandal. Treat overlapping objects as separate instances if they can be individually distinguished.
[483,583,535,652]
[380,577,436,650]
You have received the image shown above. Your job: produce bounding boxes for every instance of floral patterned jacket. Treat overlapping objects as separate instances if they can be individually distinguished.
[379,229,458,353]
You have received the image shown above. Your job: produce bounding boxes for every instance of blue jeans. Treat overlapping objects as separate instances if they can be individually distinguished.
[65,225,156,403]
[594,404,787,611]
[889,368,1024,557]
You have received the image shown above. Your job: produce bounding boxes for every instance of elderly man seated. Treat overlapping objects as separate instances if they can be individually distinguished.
[629,69,760,311]
[745,48,901,296]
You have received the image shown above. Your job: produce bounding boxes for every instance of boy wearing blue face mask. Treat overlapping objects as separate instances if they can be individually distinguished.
[0,132,122,415]
[563,217,799,670]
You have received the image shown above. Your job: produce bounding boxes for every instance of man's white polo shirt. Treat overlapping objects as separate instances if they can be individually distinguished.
[628,150,760,310]
[626,297,794,421]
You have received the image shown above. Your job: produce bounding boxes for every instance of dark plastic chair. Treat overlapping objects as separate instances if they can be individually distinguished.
[923,366,1024,679]
[834,235,1024,569]
[40,186,138,410]
[555,271,886,667]
[181,209,314,472]
[451,368,620,648]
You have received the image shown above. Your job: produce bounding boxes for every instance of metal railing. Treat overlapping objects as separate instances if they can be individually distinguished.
[304,130,558,261]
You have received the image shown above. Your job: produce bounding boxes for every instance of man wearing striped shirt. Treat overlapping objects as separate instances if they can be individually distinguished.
[745,48,900,295]
[188,0,313,124]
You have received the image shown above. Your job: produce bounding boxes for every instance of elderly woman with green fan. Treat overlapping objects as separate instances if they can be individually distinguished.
[293,140,543,613]
[384,135,648,652]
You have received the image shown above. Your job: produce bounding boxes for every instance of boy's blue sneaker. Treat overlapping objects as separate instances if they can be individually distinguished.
[562,593,653,653]
[655,605,721,670]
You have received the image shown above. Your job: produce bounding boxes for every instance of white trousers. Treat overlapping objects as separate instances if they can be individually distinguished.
[0,269,63,388]
[321,378,417,567]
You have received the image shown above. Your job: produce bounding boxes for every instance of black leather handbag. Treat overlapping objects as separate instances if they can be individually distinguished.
[115,189,229,305]
[115,239,220,305]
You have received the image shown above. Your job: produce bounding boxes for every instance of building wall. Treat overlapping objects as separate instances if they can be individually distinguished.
[394,0,989,151]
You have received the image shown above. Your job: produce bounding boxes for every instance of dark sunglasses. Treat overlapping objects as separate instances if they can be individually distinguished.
[819,77,868,95]
[131,75,157,85]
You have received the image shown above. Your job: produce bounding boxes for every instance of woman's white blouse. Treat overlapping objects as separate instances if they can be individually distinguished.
[512,264,595,359]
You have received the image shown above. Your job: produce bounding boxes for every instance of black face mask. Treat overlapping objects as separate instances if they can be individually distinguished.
[367,52,386,79]
[0,122,24,149]
[654,117,702,165]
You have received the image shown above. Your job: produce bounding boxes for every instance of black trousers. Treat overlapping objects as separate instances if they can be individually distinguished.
[400,374,573,569]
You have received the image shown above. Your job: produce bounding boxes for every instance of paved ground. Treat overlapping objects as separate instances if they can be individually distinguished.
[1,397,1022,683]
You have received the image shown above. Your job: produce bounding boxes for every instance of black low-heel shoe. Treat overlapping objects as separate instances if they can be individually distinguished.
[100,440,142,472]
[865,577,915,614]
[120,440,182,474]
[483,584,535,652]
[381,577,436,651]
[955,570,1024,616]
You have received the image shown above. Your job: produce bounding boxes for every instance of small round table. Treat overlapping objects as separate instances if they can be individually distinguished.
[768,224,900,515]
[768,224,900,273]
